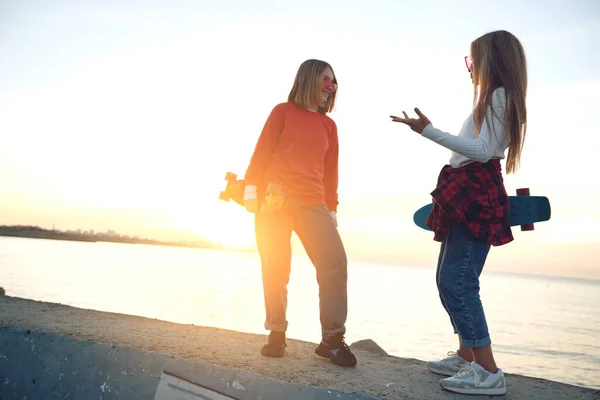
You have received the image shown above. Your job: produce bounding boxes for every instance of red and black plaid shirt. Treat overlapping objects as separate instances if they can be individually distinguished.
[426,159,513,246]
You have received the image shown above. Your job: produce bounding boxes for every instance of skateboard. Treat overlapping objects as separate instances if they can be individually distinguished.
[413,188,551,232]
[218,172,288,215]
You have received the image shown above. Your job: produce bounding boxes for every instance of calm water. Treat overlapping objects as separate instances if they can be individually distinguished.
[1,236,599,389]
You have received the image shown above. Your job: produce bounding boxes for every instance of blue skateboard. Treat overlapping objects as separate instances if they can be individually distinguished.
[413,188,551,232]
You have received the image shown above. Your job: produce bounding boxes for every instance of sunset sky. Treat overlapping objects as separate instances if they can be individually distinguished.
[1,0,599,280]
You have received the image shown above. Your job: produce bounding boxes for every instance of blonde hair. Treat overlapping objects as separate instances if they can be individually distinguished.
[471,30,527,174]
[288,59,337,114]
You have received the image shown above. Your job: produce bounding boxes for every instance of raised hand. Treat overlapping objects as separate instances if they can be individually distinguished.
[329,210,338,228]
[390,107,431,134]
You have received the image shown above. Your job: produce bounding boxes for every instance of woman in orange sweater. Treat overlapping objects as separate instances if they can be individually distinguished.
[243,59,356,367]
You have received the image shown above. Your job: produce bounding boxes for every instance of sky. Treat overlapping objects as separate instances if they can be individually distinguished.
[1,0,599,280]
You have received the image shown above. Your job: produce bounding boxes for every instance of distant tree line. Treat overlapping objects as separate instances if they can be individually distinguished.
[0,225,222,250]
[0,225,96,242]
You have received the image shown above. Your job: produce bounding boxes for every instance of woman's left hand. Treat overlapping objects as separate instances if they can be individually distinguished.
[329,211,338,228]
[390,107,431,134]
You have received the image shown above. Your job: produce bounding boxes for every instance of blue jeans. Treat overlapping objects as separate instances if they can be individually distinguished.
[436,223,492,349]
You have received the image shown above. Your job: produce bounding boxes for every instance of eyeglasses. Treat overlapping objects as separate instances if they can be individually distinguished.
[464,56,473,73]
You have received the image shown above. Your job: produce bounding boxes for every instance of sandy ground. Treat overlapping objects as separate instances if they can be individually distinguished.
[1,295,598,400]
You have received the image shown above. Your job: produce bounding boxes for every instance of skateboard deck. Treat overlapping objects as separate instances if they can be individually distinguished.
[413,189,551,232]
[218,172,293,215]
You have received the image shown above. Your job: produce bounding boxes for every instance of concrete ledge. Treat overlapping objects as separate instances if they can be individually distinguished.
[1,296,598,400]
[0,328,377,400]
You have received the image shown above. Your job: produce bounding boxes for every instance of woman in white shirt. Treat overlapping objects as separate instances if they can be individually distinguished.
[391,30,528,396]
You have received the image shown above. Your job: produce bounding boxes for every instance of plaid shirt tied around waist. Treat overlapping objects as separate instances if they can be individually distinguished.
[426,159,513,246]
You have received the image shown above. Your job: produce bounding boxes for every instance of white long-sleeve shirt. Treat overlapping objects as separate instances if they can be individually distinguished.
[422,87,510,168]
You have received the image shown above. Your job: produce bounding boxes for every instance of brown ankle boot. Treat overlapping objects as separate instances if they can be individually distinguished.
[261,331,286,357]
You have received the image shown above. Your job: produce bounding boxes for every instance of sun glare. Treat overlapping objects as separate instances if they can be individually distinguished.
[207,216,256,250]
[213,230,256,250]
[170,200,256,250]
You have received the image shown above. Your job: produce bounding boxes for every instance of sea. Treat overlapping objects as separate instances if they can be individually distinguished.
[1,236,598,390]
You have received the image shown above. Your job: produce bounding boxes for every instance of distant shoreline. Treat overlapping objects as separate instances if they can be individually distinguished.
[0,225,242,252]
[0,231,97,243]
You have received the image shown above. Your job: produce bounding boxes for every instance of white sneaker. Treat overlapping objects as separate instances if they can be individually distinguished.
[439,361,507,396]
[427,350,470,376]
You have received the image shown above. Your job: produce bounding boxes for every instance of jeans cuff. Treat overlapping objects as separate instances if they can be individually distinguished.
[322,327,346,337]
[460,335,492,349]
[265,321,288,332]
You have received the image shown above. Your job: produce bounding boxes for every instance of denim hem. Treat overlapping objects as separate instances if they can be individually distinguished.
[322,327,346,336]
[460,335,492,349]
[265,321,288,332]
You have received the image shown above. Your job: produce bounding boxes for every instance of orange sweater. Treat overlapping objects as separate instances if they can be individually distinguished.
[244,102,339,212]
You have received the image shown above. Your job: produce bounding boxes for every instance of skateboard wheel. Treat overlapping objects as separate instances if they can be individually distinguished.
[225,172,237,181]
[520,223,534,231]
[219,191,230,201]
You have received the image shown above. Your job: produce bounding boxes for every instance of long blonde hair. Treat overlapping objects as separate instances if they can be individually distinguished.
[471,30,527,174]
[288,59,337,114]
